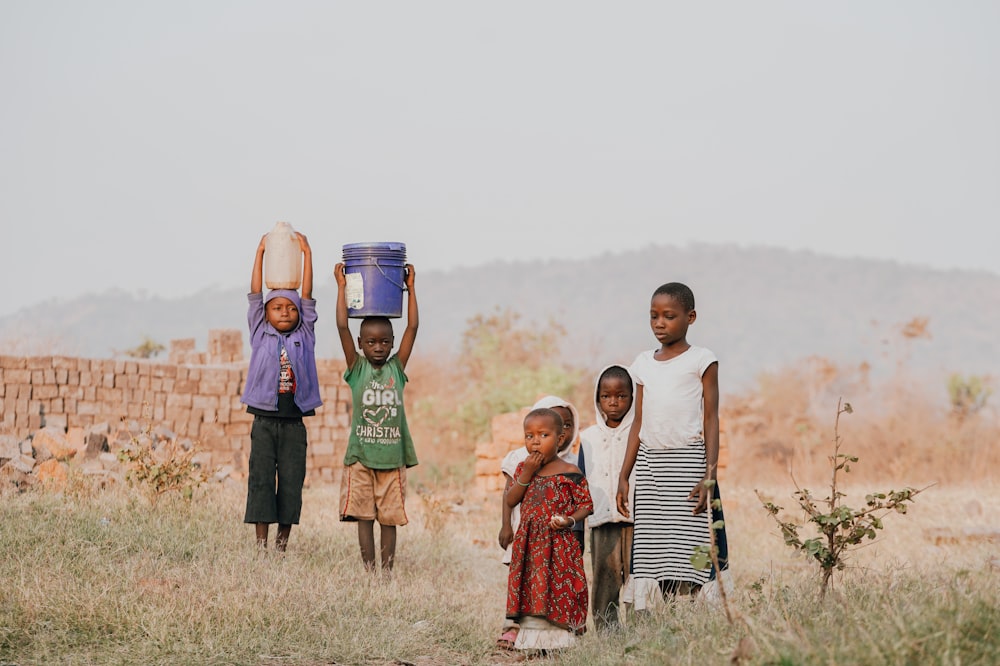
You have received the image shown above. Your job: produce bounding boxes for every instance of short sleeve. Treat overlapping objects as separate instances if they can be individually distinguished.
[630,352,648,386]
[572,475,594,514]
[698,347,718,376]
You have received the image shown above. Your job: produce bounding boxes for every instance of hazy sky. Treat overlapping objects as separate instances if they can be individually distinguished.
[2,2,998,317]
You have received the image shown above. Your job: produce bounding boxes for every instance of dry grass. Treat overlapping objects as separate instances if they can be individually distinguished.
[3,344,999,664]
[2,474,998,665]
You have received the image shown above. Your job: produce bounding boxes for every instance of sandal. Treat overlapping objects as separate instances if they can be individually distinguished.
[495,628,519,651]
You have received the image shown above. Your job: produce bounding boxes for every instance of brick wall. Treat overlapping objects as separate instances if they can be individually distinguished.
[0,330,351,483]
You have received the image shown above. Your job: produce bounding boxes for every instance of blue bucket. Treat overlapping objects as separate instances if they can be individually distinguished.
[342,242,407,318]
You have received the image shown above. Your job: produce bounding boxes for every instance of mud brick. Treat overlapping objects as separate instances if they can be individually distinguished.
[200,422,225,441]
[151,364,177,378]
[170,338,196,352]
[97,387,125,404]
[200,368,228,384]
[124,361,138,375]
[68,413,93,428]
[126,402,143,419]
[150,378,162,391]
[173,379,198,394]
[100,360,115,373]
[113,360,125,374]
[26,356,52,369]
[153,404,165,420]
[0,356,26,368]
[77,401,99,415]
[52,357,76,370]
[66,371,80,386]
[474,458,499,476]
[79,371,93,386]
[33,384,58,400]
[200,382,226,395]
[16,397,28,413]
[27,414,42,430]
[102,373,114,388]
[5,369,30,384]
[311,441,335,456]
[42,369,56,383]
[191,395,218,410]
[166,394,193,410]
[83,386,96,400]
[138,376,150,389]
[31,370,44,383]
[227,422,251,437]
[161,378,175,392]
[176,366,189,380]
[48,398,64,413]
[138,363,151,376]
[187,368,202,380]
[63,397,77,413]
[309,452,336,467]
[225,381,241,395]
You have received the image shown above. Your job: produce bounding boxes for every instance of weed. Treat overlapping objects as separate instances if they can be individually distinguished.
[757,399,926,596]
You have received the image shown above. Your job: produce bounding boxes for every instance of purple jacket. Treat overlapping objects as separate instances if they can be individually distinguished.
[240,291,322,413]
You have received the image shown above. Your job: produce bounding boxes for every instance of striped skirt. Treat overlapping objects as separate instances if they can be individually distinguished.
[631,444,725,586]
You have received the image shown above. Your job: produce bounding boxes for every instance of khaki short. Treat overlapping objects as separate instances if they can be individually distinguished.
[340,463,408,526]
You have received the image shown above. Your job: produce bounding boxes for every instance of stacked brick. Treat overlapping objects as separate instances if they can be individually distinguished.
[473,408,531,494]
[0,329,351,484]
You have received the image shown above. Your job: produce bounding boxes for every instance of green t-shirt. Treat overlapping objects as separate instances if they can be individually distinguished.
[343,355,418,469]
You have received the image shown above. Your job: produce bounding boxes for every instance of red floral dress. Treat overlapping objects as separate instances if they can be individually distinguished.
[506,463,593,634]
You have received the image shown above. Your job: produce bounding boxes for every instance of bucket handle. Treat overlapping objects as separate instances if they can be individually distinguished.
[373,258,408,291]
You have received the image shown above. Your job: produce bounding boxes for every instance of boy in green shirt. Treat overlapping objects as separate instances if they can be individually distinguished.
[334,261,418,572]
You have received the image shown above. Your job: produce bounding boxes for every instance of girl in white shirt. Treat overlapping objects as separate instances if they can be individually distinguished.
[615,282,729,600]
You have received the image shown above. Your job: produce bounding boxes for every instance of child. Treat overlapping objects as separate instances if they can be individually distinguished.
[240,232,321,552]
[334,261,418,572]
[615,282,729,602]
[496,395,581,651]
[506,407,593,655]
[579,364,635,630]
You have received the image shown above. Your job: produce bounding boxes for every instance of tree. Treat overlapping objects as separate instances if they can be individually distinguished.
[122,336,165,359]
[454,308,586,442]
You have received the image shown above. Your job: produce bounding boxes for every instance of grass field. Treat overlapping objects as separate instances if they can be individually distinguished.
[2,476,998,666]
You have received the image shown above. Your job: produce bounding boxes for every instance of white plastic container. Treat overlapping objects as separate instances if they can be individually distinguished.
[264,221,302,289]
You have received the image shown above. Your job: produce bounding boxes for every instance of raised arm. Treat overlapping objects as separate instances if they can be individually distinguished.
[615,383,643,518]
[333,263,357,368]
[250,235,266,294]
[298,232,313,300]
[396,264,419,369]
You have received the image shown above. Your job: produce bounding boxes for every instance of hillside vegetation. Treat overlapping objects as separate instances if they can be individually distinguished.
[3,244,999,389]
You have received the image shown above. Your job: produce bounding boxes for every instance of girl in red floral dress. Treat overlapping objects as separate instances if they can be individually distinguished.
[506,407,594,654]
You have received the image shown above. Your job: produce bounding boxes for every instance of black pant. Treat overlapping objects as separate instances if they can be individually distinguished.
[244,416,308,524]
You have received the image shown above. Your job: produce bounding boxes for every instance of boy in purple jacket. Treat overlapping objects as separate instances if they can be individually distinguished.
[240,232,321,551]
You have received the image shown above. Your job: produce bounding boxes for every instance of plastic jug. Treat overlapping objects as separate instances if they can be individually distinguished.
[264,221,302,290]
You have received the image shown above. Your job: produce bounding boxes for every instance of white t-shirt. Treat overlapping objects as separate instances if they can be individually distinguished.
[631,345,717,450]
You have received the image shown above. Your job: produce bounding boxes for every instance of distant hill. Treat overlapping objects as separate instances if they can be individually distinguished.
[3,244,998,391]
